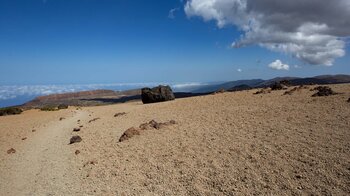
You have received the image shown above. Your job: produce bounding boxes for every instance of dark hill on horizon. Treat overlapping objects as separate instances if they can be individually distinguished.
[192,74,350,93]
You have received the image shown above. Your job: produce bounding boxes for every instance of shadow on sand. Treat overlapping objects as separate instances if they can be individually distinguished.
[80,92,210,104]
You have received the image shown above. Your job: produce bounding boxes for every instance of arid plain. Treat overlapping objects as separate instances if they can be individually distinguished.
[1,84,349,195]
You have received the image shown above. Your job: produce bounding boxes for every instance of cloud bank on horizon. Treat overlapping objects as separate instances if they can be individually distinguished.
[184,0,350,66]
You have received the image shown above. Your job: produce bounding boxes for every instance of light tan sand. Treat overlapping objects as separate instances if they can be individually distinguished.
[1,84,349,195]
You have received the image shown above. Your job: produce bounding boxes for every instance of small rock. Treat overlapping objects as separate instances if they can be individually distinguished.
[7,148,16,154]
[21,137,27,140]
[79,125,83,128]
[88,118,100,123]
[119,127,140,142]
[347,98,350,102]
[59,117,65,121]
[254,88,271,95]
[75,150,80,155]
[295,174,302,179]
[114,112,126,117]
[73,128,81,132]
[69,136,82,144]
[32,129,36,132]
[83,160,98,167]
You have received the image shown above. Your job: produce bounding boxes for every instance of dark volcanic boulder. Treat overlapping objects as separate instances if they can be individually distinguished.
[141,85,175,104]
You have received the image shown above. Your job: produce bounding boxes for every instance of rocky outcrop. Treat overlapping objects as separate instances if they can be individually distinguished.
[119,127,140,142]
[141,85,175,104]
[119,120,176,142]
[311,86,337,97]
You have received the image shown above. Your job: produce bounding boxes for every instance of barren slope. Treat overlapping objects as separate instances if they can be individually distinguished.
[1,84,349,195]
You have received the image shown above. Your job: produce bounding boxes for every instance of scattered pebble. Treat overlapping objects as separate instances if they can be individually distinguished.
[75,150,80,155]
[83,160,98,167]
[114,112,126,117]
[32,129,36,132]
[88,118,100,123]
[59,117,65,121]
[254,88,271,95]
[73,128,81,132]
[21,137,27,140]
[7,148,16,154]
[69,136,82,144]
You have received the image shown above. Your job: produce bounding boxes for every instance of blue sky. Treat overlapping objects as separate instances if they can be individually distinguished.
[0,0,349,86]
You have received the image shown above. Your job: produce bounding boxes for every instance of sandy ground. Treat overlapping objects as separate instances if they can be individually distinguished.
[0,84,349,195]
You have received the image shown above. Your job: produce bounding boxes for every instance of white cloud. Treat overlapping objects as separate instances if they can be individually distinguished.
[168,8,179,19]
[268,60,290,70]
[185,0,350,66]
[237,68,242,72]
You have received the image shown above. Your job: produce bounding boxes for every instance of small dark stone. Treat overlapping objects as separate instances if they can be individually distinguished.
[88,118,100,123]
[32,129,36,132]
[59,117,65,121]
[69,136,82,144]
[254,88,271,95]
[75,150,80,155]
[141,85,175,104]
[7,148,16,154]
[347,98,350,103]
[21,137,27,140]
[73,128,80,132]
[114,112,126,117]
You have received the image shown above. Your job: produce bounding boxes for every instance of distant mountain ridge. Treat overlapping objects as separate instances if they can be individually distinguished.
[192,74,350,93]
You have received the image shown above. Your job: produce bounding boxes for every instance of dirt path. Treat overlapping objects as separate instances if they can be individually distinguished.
[1,110,89,196]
